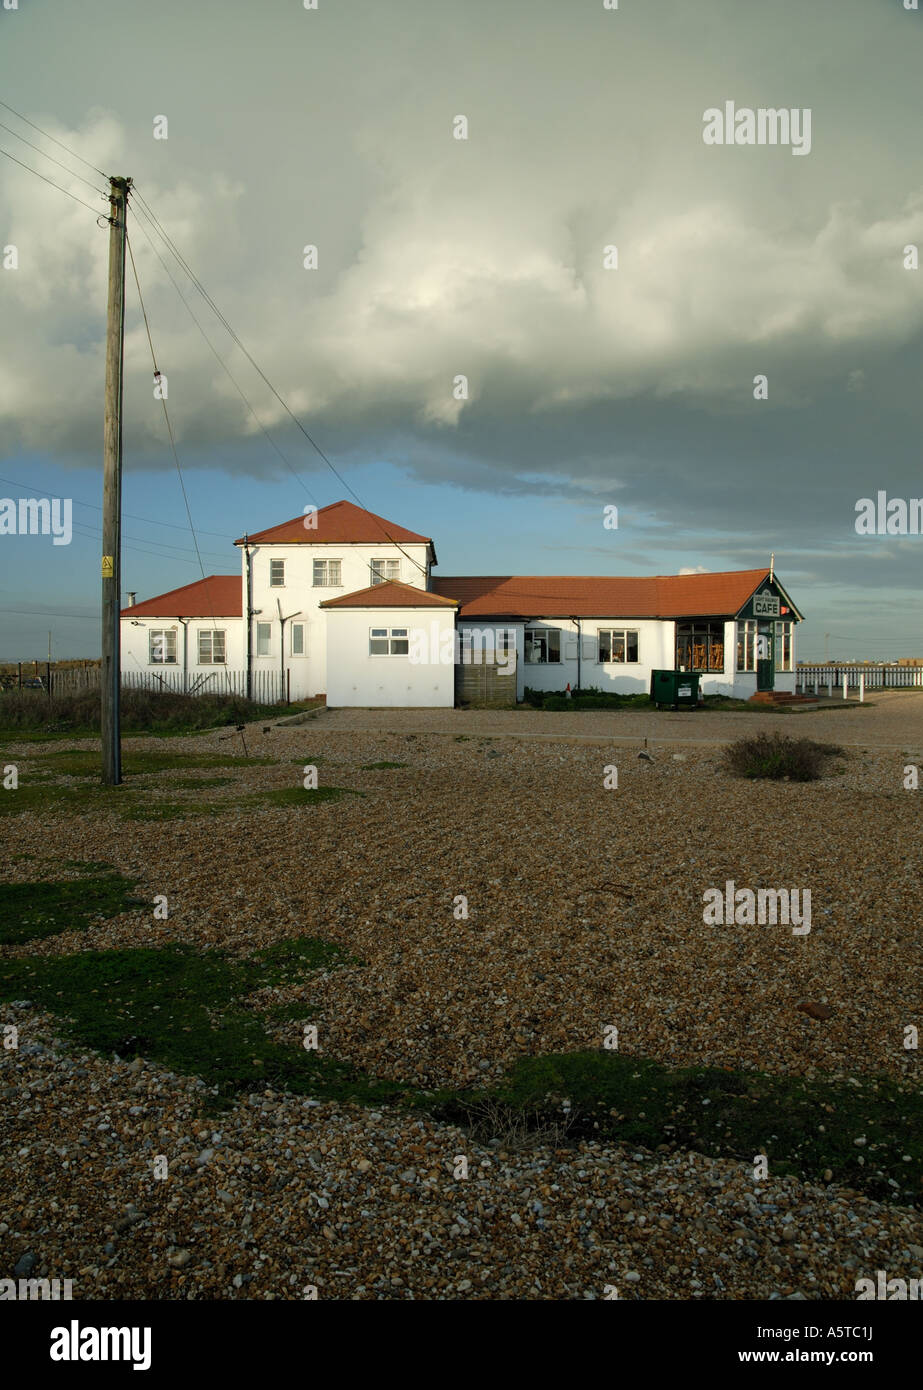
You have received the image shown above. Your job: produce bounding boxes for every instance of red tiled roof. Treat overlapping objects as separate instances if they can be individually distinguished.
[120,575,242,618]
[319,580,458,610]
[432,570,773,619]
[235,500,433,548]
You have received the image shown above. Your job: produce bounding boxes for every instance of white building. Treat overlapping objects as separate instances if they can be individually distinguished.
[120,500,803,706]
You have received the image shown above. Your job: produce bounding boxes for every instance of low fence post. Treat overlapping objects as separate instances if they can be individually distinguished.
[859,672,865,703]
[842,673,848,700]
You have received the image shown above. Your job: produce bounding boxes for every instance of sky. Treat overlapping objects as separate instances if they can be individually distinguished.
[1,0,922,661]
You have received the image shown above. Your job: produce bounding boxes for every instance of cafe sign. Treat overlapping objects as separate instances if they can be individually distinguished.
[753,588,780,618]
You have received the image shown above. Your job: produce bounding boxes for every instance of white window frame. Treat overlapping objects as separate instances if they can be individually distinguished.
[524,628,561,664]
[269,558,285,587]
[369,626,409,656]
[313,558,342,587]
[197,629,226,664]
[598,628,640,664]
[149,629,177,665]
[370,558,400,585]
[291,622,306,657]
[775,621,794,672]
[737,620,757,672]
[256,621,272,657]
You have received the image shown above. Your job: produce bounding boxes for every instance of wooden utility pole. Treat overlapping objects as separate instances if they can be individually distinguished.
[101,176,131,785]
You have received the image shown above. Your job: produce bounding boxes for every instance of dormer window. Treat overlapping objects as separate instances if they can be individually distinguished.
[370,558,400,585]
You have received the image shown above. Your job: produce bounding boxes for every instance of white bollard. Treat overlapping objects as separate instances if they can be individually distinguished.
[859,673,865,703]
[842,674,848,700]
[827,675,833,698]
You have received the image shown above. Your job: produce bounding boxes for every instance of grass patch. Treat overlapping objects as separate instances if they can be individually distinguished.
[34,749,273,776]
[0,940,400,1105]
[258,786,363,808]
[428,1052,922,1206]
[360,761,408,770]
[0,872,143,945]
[724,733,843,781]
[0,689,320,739]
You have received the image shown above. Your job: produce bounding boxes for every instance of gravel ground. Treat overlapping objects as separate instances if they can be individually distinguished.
[1,694,921,1299]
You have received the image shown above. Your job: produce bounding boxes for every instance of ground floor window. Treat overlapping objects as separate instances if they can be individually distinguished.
[598,628,640,663]
[149,629,177,664]
[291,622,306,656]
[256,622,271,657]
[775,621,794,671]
[370,626,409,655]
[736,620,757,671]
[197,629,226,664]
[677,622,725,672]
[525,628,561,664]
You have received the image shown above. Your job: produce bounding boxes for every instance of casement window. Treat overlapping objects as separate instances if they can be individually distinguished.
[313,558,342,587]
[524,628,561,664]
[269,559,285,587]
[197,629,226,664]
[291,623,306,656]
[598,628,640,664]
[736,620,757,672]
[775,621,794,671]
[369,626,409,655]
[149,629,177,664]
[677,622,725,672]
[256,622,271,657]
[370,558,400,585]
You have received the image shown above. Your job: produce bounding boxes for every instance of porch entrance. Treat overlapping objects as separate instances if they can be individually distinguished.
[756,623,774,691]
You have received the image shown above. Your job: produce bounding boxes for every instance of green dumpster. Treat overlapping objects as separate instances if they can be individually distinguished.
[650,669,700,710]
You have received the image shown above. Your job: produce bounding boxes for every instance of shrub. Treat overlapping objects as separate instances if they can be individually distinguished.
[0,689,312,735]
[724,732,843,781]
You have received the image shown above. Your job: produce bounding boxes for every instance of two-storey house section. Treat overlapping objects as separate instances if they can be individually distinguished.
[236,500,437,701]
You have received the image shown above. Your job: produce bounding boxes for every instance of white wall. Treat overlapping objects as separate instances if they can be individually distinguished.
[325,606,456,707]
[120,616,245,689]
[242,540,431,701]
[506,618,674,699]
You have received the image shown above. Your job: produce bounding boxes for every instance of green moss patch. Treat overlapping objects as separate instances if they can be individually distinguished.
[0,873,143,945]
[428,1052,922,1206]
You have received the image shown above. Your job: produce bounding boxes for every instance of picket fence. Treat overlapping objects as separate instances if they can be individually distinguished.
[7,665,290,704]
[796,665,923,692]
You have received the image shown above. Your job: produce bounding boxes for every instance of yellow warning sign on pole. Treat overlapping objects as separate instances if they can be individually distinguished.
[101,555,114,577]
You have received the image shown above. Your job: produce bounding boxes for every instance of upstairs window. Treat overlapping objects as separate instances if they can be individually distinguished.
[269,559,285,587]
[198,630,226,664]
[369,626,409,655]
[370,558,400,585]
[524,628,561,664]
[313,559,342,587]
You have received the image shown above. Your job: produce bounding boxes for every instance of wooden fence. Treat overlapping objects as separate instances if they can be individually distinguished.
[796,664,923,692]
[2,665,290,704]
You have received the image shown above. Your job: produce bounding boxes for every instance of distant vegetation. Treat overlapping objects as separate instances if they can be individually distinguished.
[0,688,319,738]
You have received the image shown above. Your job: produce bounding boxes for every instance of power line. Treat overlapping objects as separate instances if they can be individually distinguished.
[128,196,321,511]
[131,184,429,579]
[0,119,108,196]
[0,98,108,179]
[0,473,234,541]
[125,230,223,636]
[0,144,106,217]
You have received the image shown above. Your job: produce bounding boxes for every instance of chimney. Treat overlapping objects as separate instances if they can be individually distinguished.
[126,592,136,607]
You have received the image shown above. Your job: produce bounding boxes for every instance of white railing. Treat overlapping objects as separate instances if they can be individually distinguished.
[796,664,923,693]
